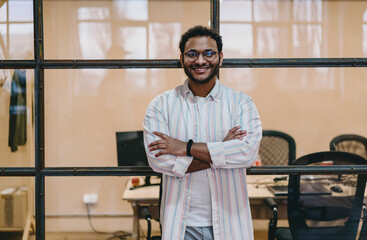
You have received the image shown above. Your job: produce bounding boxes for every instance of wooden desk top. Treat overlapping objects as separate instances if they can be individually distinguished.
[122,175,286,201]
[122,174,361,202]
[122,176,160,201]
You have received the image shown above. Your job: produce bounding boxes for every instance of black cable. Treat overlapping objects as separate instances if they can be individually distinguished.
[85,203,132,240]
[146,218,152,240]
[140,207,152,240]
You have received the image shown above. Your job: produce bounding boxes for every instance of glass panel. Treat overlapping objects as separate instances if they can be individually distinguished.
[221,0,367,58]
[9,23,33,59]
[43,0,210,59]
[0,69,35,167]
[220,67,367,157]
[44,69,185,167]
[9,0,33,22]
[0,2,7,22]
[0,177,34,239]
[0,24,7,58]
[45,176,161,237]
[45,67,367,165]
[0,1,33,60]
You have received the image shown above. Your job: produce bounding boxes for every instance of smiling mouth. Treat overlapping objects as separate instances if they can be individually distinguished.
[191,65,211,74]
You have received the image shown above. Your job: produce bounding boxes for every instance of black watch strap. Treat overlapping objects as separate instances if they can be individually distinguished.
[187,139,194,156]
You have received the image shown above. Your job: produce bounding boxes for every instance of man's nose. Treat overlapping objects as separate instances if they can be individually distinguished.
[195,54,206,64]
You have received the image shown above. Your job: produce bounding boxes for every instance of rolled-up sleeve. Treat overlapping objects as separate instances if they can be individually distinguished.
[143,96,193,178]
[207,97,262,169]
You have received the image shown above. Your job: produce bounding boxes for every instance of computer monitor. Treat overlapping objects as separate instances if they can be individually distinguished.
[116,131,149,167]
[116,131,156,187]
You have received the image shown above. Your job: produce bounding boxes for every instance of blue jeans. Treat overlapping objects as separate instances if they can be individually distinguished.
[184,226,214,240]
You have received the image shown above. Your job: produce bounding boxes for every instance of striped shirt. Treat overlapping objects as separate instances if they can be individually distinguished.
[143,79,262,240]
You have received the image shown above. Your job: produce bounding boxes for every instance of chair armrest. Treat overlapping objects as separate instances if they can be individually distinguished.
[265,197,278,240]
[265,197,278,211]
[359,204,367,240]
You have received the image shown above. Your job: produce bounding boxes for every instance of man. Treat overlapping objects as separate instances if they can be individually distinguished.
[143,25,262,240]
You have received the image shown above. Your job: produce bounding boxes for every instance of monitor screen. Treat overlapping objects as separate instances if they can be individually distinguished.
[116,131,151,168]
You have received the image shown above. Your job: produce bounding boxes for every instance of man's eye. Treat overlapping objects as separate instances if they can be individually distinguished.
[204,51,215,57]
[186,52,198,58]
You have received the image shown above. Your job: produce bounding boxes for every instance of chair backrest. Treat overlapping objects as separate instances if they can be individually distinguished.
[287,151,367,240]
[330,134,367,159]
[259,130,296,165]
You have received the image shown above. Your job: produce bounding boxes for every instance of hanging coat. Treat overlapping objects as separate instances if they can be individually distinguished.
[8,69,27,152]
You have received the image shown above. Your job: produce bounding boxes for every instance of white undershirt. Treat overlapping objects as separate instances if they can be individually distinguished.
[187,96,212,227]
[187,170,212,226]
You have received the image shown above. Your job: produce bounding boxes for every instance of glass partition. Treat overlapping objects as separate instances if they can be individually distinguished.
[0,69,34,167]
[221,0,367,58]
[0,177,34,239]
[2,0,367,239]
[43,0,210,59]
[0,0,33,60]
[220,67,367,157]
[44,67,367,167]
[44,68,185,167]
[45,176,161,237]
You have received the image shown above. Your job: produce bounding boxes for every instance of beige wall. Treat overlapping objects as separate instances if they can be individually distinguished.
[1,0,367,233]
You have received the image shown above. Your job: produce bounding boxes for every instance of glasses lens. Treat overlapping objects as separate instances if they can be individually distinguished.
[203,51,216,60]
[186,51,198,60]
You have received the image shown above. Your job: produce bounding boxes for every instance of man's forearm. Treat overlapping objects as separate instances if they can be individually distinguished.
[190,142,212,163]
[186,158,211,173]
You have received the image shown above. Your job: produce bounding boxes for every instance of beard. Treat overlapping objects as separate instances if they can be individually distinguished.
[183,58,220,84]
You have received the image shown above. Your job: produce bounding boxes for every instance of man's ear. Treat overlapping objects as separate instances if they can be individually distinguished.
[180,54,184,67]
[219,52,224,67]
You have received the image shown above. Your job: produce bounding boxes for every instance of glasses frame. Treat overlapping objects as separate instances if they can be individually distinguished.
[184,50,219,62]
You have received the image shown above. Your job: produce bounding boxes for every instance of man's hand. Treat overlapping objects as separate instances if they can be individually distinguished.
[223,126,247,142]
[149,126,246,159]
[148,131,186,157]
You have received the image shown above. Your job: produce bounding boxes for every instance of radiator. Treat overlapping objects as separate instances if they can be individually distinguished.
[0,187,27,229]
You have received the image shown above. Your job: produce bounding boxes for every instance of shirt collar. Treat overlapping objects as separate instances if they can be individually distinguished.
[182,79,222,102]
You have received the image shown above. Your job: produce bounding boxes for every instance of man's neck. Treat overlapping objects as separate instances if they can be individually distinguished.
[188,78,216,97]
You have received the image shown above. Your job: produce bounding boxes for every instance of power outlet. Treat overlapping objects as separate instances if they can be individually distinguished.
[83,194,98,204]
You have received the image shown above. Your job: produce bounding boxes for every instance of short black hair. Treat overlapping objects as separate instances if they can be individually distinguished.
[179,25,223,54]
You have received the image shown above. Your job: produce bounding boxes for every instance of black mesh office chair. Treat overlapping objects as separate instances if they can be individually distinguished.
[140,177,162,240]
[330,134,367,159]
[259,130,296,165]
[266,151,367,240]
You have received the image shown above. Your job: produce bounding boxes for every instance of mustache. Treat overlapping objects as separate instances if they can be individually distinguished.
[190,63,213,68]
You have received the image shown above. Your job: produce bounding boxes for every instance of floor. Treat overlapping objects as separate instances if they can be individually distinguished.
[23,230,267,240]
[8,220,269,240]
[0,230,265,240]
[29,232,133,240]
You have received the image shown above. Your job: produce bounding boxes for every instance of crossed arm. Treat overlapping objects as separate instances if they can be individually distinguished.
[148,126,247,173]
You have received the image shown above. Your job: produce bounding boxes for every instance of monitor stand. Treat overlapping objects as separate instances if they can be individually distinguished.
[130,176,161,190]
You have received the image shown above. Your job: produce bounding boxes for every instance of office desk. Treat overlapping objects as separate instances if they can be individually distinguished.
[122,177,161,240]
[122,175,288,239]
[123,174,363,239]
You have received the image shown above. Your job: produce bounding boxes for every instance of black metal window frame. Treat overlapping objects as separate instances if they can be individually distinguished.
[1,0,367,239]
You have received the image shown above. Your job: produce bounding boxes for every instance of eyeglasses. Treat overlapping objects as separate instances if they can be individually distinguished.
[184,50,218,62]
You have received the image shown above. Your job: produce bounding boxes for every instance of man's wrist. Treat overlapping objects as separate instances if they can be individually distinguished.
[187,139,194,156]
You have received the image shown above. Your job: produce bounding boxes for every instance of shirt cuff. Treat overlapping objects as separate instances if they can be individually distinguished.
[172,156,193,178]
[207,142,226,168]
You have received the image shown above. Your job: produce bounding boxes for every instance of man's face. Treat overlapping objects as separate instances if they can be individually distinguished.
[180,36,223,85]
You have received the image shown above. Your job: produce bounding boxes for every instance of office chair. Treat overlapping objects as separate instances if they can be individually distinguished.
[140,175,162,240]
[330,134,367,159]
[259,130,296,165]
[266,151,367,240]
